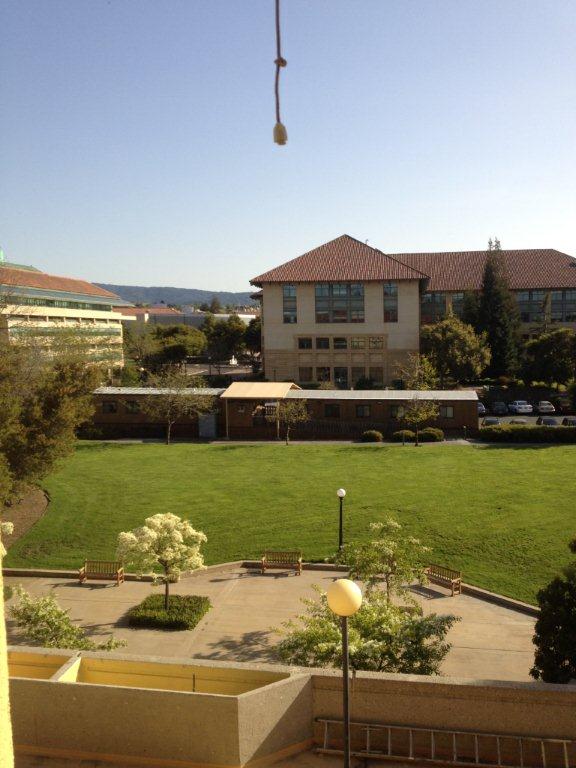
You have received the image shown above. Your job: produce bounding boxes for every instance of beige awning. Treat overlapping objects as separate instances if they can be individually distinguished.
[221,382,300,400]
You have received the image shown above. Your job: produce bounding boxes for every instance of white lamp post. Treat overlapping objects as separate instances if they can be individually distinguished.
[336,488,346,550]
[327,579,362,768]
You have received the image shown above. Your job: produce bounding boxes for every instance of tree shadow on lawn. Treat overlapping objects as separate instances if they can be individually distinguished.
[193,629,276,662]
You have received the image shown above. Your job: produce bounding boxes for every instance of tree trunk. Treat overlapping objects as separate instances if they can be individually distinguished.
[164,567,170,610]
[166,422,172,445]
[415,427,420,447]
[285,425,290,445]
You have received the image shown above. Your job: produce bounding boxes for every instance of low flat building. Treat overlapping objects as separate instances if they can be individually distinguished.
[0,258,133,367]
[250,235,576,386]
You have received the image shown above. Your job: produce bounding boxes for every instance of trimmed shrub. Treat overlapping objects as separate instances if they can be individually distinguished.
[479,425,576,443]
[392,429,415,442]
[361,430,383,443]
[3,585,13,602]
[419,427,444,442]
[128,594,211,631]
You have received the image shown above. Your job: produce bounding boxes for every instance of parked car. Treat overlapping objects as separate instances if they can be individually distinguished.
[536,417,559,426]
[491,401,508,416]
[536,401,555,414]
[552,396,572,414]
[508,400,533,415]
[482,417,501,426]
[562,417,576,427]
[477,402,486,416]
[509,418,528,425]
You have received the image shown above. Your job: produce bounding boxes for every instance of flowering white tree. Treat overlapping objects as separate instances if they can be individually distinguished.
[116,513,207,609]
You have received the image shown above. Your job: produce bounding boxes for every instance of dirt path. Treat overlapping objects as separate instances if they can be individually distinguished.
[2,487,48,548]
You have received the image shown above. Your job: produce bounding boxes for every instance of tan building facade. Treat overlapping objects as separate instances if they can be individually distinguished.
[251,235,576,386]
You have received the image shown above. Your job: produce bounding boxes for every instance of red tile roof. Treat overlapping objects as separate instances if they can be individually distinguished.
[114,306,182,316]
[251,235,576,292]
[250,235,429,285]
[394,249,576,291]
[0,265,120,299]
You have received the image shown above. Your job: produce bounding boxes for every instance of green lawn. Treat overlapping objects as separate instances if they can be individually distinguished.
[5,442,576,604]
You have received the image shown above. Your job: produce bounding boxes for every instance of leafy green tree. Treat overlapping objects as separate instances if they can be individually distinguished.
[123,323,159,367]
[117,513,206,609]
[275,400,309,444]
[401,397,440,446]
[523,328,576,385]
[152,324,207,367]
[244,316,262,356]
[421,314,490,386]
[141,371,215,444]
[338,519,430,601]
[394,353,439,390]
[477,239,520,377]
[531,537,576,683]
[209,296,222,314]
[462,291,481,328]
[204,315,246,366]
[11,587,125,650]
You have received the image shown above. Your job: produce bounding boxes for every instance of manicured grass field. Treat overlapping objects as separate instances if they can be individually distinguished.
[5,442,576,604]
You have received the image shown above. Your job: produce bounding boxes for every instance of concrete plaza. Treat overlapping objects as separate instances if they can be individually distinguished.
[4,564,536,682]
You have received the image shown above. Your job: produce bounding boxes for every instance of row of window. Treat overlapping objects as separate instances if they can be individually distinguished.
[289,403,454,419]
[298,366,385,386]
[10,295,115,312]
[297,335,385,350]
[102,400,140,414]
[282,283,398,324]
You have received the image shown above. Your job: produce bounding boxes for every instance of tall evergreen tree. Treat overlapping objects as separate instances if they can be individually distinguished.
[477,238,520,377]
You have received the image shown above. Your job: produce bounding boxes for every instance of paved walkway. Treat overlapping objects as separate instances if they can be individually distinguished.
[4,565,535,681]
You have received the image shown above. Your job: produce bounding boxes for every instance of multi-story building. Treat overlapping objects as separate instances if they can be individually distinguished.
[250,235,576,386]
[0,258,133,367]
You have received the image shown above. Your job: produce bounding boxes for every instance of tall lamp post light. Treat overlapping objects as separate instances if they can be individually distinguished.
[327,579,363,768]
[337,488,346,550]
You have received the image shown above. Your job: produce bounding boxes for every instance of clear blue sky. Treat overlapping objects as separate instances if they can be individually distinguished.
[1,0,575,291]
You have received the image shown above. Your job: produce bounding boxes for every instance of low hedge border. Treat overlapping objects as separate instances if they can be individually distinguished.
[360,430,383,443]
[479,425,576,443]
[127,594,211,630]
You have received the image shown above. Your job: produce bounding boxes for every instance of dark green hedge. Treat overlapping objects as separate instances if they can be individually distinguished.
[360,430,383,442]
[479,425,576,443]
[127,594,211,630]
[419,427,444,442]
[392,429,415,442]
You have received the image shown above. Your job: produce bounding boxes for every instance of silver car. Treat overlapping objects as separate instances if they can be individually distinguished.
[508,400,533,415]
[536,401,555,414]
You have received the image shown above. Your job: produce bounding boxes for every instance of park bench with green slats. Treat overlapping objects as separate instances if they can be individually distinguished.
[78,560,125,586]
[261,550,302,576]
[425,563,462,596]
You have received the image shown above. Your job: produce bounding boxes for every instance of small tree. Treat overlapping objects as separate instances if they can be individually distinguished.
[277,587,456,673]
[276,400,309,444]
[421,315,490,386]
[117,513,207,610]
[401,397,439,446]
[338,519,430,601]
[531,537,576,683]
[11,587,125,651]
[394,353,439,390]
[141,372,215,444]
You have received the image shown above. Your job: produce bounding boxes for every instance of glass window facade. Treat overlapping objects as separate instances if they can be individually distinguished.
[315,283,364,323]
[551,290,576,323]
[356,405,370,418]
[316,337,330,349]
[333,337,347,349]
[283,285,297,324]
[421,292,447,324]
[350,337,365,349]
[515,290,546,323]
[298,337,312,349]
[316,366,331,382]
[450,292,465,318]
[333,367,348,388]
[383,282,398,322]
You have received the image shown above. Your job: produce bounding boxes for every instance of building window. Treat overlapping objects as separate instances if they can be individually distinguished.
[125,400,140,414]
[298,337,312,349]
[350,337,365,349]
[440,405,454,418]
[351,366,365,384]
[316,366,331,382]
[334,367,349,388]
[421,292,447,324]
[333,337,347,349]
[316,337,330,349]
[551,290,576,323]
[451,292,465,318]
[369,336,384,349]
[515,290,546,324]
[283,285,297,324]
[298,367,313,382]
[383,282,398,322]
[369,367,384,386]
[356,404,370,418]
[325,404,340,418]
[315,283,365,323]
[390,404,405,419]
[102,401,117,414]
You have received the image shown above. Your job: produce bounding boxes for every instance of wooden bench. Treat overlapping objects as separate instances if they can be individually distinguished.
[425,563,462,596]
[261,550,302,576]
[78,560,125,586]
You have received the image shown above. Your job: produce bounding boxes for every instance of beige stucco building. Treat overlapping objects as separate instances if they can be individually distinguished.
[251,235,576,386]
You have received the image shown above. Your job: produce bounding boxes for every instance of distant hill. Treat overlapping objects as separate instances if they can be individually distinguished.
[97,283,256,307]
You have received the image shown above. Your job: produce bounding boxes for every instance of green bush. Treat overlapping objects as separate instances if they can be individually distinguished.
[127,594,211,630]
[392,429,415,442]
[419,427,444,442]
[360,430,383,443]
[479,425,576,443]
[3,585,13,602]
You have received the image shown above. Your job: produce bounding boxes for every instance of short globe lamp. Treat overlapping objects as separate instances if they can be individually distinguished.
[336,488,346,550]
[327,579,363,768]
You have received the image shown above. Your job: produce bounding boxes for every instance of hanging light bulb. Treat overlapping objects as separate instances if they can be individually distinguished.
[273,0,288,145]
